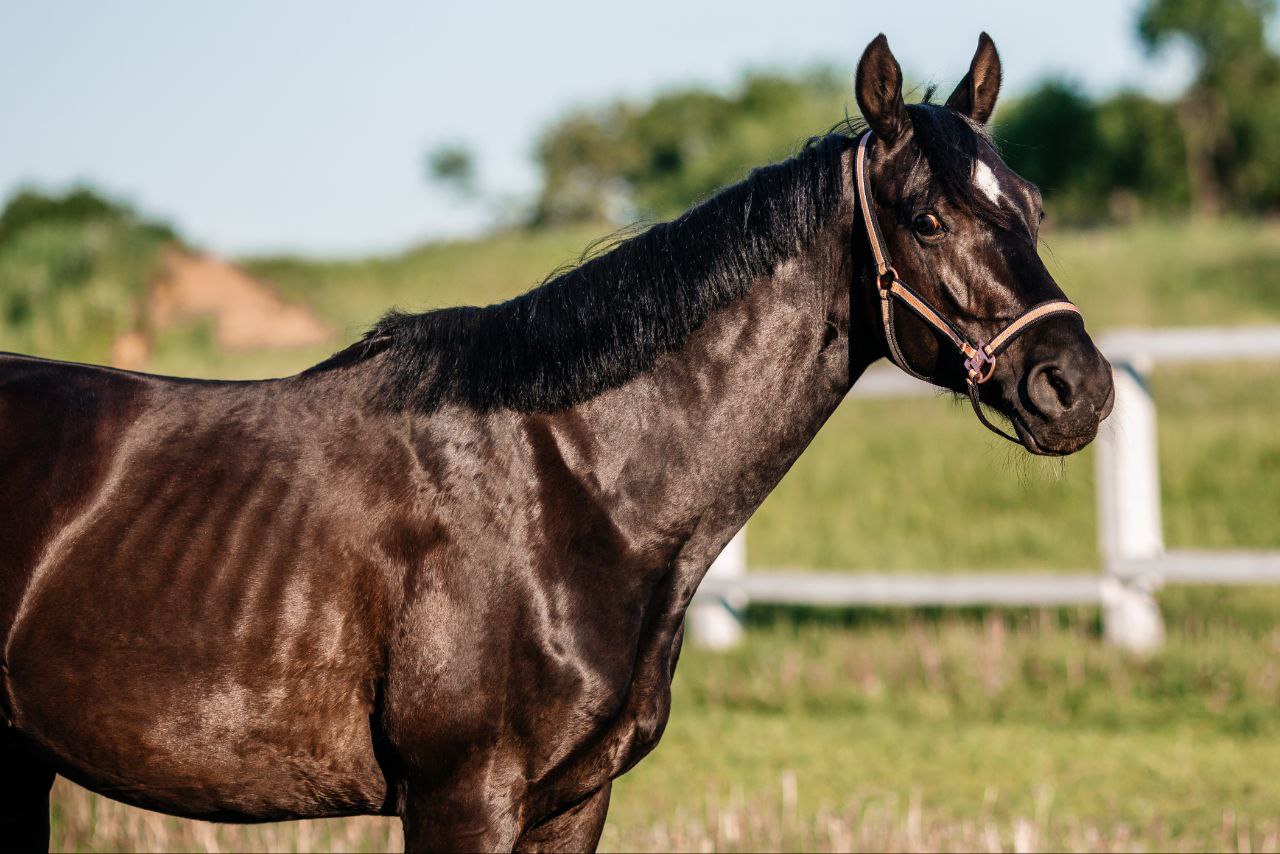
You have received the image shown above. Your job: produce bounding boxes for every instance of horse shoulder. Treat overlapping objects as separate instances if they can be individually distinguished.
[379,408,686,814]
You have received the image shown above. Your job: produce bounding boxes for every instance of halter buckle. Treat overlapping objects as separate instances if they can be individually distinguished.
[964,343,997,384]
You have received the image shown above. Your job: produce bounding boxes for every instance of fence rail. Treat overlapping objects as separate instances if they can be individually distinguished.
[1115,550,1280,584]
[700,572,1104,607]
[689,325,1280,654]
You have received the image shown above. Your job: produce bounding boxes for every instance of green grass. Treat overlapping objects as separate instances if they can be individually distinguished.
[245,226,603,342]
[15,216,1280,851]
[1043,220,1280,328]
[603,589,1280,851]
[751,359,1280,571]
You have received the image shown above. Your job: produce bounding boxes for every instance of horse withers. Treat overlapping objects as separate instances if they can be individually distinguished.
[0,33,1112,852]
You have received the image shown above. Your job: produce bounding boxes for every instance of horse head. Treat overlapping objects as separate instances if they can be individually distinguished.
[853,33,1114,455]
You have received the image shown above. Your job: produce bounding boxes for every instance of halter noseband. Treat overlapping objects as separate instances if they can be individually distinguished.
[854,131,1083,446]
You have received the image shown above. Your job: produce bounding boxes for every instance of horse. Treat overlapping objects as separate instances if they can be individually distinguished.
[0,33,1113,852]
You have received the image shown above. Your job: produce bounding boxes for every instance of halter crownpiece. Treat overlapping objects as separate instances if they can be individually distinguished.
[854,132,1083,445]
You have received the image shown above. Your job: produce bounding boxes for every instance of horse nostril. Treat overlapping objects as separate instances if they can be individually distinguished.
[1027,363,1075,418]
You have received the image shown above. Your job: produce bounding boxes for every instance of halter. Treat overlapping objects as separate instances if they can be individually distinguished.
[854,131,1082,446]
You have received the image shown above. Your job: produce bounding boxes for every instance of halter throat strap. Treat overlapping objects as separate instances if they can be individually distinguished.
[853,131,1082,445]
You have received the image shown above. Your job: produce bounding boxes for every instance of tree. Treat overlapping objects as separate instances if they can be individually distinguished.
[426,143,478,201]
[0,187,174,248]
[994,82,1189,222]
[1138,0,1280,215]
[1093,92,1189,216]
[531,68,850,227]
[995,80,1100,209]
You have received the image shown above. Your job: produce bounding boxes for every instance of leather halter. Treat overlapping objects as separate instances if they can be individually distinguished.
[854,131,1083,446]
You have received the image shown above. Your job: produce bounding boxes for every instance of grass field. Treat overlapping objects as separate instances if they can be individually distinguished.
[4,217,1279,851]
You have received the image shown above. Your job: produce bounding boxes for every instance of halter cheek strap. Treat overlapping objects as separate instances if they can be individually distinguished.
[854,132,1083,445]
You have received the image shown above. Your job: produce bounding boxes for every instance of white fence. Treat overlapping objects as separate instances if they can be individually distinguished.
[691,325,1280,654]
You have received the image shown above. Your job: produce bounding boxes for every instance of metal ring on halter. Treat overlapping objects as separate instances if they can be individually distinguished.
[876,267,897,295]
[963,344,997,384]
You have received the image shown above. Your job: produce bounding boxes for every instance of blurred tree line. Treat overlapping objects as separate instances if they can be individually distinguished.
[1004,0,1280,221]
[530,68,849,226]
[0,187,175,249]
[449,0,1276,227]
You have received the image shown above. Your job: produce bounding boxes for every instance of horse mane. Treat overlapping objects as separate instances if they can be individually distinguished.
[313,104,997,414]
[314,132,854,413]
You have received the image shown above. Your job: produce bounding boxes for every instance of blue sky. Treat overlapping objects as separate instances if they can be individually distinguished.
[0,1,1194,258]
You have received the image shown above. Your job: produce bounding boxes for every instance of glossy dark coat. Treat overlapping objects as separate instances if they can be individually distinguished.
[0,34,1112,852]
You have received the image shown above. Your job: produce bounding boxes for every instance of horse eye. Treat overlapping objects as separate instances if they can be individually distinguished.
[912,212,943,237]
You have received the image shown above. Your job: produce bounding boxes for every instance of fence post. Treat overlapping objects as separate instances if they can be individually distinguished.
[689,527,747,649]
[1095,359,1165,654]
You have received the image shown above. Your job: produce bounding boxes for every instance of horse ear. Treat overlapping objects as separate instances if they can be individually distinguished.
[855,34,909,144]
[946,32,1002,125]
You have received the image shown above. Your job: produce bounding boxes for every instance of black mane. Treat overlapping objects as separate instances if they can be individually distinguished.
[322,132,854,413]
[315,107,994,415]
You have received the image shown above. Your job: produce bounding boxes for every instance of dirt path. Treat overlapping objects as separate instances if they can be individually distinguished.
[111,249,332,368]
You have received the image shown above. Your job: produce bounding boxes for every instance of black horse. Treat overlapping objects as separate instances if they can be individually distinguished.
[0,34,1112,852]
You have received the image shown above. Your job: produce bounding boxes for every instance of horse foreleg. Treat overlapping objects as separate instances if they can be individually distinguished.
[0,731,56,852]
[400,780,522,854]
[514,783,612,854]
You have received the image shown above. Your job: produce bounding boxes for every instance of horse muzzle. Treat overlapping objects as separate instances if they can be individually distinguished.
[1006,329,1115,456]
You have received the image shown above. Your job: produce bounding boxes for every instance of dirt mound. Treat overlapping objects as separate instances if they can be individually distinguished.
[150,249,332,350]
[111,249,332,369]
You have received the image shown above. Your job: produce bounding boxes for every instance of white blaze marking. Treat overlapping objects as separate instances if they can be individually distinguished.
[974,161,1003,204]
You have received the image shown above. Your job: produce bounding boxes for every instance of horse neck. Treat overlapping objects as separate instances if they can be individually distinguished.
[558,194,879,575]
